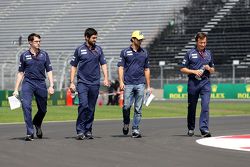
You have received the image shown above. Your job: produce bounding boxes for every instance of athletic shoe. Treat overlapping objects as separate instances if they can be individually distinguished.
[201,130,211,137]
[85,131,94,139]
[122,124,129,135]
[132,129,141,138]
[187,130,194,136]
[76,133,85,140]
[25,134,34,141]
[34,124,43,139]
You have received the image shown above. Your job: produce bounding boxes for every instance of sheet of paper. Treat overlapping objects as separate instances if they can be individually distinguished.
[145,93,155,107]
[8,96,21,110]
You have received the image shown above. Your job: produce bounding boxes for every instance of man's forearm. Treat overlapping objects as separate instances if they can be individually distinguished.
[47,71,54,87]
[14,72,24,91]
[101,64,108,80]
[70,66,77,83]
[144,68,150,88]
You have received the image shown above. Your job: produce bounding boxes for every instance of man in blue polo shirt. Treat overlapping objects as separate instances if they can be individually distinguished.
[70,28,109,140]
[13,33,54,141]
[180,32,215,137]
[118,30,151,138]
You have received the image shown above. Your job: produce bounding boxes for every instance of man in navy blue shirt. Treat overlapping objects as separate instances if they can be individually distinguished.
[118,30,151,138]
[13,33,54,141]
[180,32,215,137]
[70,28,109,140]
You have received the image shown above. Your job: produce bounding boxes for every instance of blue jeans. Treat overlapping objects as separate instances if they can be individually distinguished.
[122,84,145,129]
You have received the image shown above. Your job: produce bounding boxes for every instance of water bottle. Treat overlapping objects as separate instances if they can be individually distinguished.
[195,66,205,80]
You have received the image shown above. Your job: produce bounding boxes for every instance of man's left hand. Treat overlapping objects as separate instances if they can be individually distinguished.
[103,78,109,87]
[48,86,55,95]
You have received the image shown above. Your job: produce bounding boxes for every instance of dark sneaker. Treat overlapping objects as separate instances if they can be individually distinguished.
[25,134,34,141]
[34,124,43,139]
[76,133,85,140]
[132,129,141,138]
[122,124,129,135]
[84,131,94,139]
[201,130,211,137]
[187,130,194,136]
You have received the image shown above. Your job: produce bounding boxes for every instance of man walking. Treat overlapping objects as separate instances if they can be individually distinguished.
[180,32,215,137]
[118,30,151,138]
[13,33,54,141]
[70,28,109,140]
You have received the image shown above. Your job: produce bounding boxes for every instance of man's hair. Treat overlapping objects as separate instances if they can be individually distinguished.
[84,28,97,38]
[195,32,207,42]
[28,33,41,42]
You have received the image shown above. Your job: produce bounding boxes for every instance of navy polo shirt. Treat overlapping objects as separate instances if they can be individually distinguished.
[18,49,52,81]
[70,42,106,85]
[180,47,215,79]
[117,46,149,85]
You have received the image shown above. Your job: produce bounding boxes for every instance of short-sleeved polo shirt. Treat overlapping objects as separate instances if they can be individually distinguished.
[117,46,149,85]
[18,49,52,81]
[180,47,214,79]
[70,42,106,85]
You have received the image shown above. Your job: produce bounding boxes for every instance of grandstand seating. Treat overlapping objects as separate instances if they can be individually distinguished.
[0,0,188,90]
[148,0,250,79]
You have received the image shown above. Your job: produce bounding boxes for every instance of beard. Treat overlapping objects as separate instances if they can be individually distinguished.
[87,40,95,47]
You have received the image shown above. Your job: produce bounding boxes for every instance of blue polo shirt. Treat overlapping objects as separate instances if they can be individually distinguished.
[180,47,215,79]
[70,42,106,85]
[18,49,52,81]
[117,46,149,85]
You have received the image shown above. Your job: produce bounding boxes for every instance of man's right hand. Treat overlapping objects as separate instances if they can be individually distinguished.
[119,81,125,91]
[13,90,19,97]
[69,82,76,93]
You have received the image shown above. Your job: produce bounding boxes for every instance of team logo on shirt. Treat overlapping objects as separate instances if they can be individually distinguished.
[118,57,122,63]
[126,51,133,56]
[25,55,32,60]
[191,53,198,58]
[80,49,87,55]
[71,56,76,61]
[182,59,186,65]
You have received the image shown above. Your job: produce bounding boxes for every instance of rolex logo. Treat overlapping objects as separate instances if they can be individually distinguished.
[177,85,183,93]
[246,85,250,93]
[211,84,218,93]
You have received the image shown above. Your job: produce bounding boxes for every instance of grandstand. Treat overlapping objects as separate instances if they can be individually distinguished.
[148,0,250,80]
[0,0,188,90]
[0,0,249,90]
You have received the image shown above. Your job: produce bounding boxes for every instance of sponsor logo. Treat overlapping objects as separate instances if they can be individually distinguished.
[71,56,76,61]
[126,51,133,56]
[80,49,87,55]
[246,84,250,92]
[191,53,198,58]
[25,55,32,60]
[211,84,218,92]
[182,59,186,65]
[177,85,183,93]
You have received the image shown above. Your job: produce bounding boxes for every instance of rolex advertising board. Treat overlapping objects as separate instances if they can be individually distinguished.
[164,84,250,99]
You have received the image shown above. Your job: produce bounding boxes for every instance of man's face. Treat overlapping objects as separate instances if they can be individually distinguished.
[29,36,41,49]
[86,35,97,47]
[132,38,143,47]
[196,37,207,51]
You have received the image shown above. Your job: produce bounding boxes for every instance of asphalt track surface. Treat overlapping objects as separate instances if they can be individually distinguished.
[0,116,250,167]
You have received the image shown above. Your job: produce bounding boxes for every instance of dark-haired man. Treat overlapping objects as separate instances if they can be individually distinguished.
[13,33,54,141]
[180,32,215,137]
[70,28,109,140]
